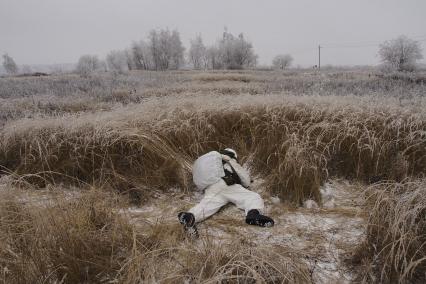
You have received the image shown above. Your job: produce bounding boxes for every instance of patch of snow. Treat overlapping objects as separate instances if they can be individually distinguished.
[320,182,336,209]
[122,180,366,283]
[270,196,281,204]
[124,206,155,214]
[320,182,334,198]
[303,199,319,209]
[323,198,335,208]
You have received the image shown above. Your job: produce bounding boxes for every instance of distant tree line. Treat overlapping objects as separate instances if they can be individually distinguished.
[75,28,258,75]
[2,31,423,77]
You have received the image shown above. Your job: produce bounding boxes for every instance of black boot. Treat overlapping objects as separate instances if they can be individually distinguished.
[178,212,199,239]
[246,209,274,227]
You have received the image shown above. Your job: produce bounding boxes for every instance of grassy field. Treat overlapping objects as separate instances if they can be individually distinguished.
[0,69,425,283]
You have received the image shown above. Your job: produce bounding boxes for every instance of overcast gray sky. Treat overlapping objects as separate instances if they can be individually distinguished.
[1,0,425,67]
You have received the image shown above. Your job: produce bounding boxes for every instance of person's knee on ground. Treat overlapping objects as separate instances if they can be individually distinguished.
[245,209,275,227]
[243,191,264,213]
[187,181,229,223]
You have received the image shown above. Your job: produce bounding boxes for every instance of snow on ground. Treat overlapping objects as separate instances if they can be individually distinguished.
[0,174,366,283]
[0,175,82,206]
[125,179,366,283]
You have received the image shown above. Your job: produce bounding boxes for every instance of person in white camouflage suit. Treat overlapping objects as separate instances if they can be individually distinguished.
[178,148,274,238]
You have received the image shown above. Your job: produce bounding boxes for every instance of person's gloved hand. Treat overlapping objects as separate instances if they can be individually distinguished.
[221,154,231,162]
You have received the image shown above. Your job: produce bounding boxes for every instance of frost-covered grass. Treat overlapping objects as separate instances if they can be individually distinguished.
[0,69,425,282]
[0,184,311,283]
[1,69,425,124]
[1,92,425,204]
[352,179,426,283]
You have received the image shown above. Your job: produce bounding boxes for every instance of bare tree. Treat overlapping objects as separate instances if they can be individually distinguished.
[148,29,185,70]
[124,49,135,71]
[189,34,207,69]
[149,29,169,70]
[211,29,257,70]
[379,35,423,72]
[2,53,18,75]
[231,33,257,69]
[272,54,294,70]
[75,55,101,77]
[106,50,128,73]
[131,40,152,70]
[149,30,162,70]
[170,29,185,69]
[206,46,222,69]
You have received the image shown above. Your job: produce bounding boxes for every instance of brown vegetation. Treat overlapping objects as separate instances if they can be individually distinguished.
[0,70,425,282]
[1,93,425,205]
[352,179,426,283]
[0,189,310,283]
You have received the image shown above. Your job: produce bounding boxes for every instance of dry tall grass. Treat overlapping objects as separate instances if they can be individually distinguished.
[352,179,426,283]
[0,189,310,283]
[2,70,425,123]
[1,70,426,282]
[1,94,425,205]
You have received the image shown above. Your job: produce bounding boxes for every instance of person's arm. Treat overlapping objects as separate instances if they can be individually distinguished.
[227,159,251,188]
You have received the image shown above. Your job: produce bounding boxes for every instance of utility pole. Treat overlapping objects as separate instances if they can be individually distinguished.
[318,45,321,70]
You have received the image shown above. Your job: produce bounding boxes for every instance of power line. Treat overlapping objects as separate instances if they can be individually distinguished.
[280,36,426,60]
[284,47,318,55]
[323,43,382,49]
[315,35,426,69]
[322,35,426,49]
[324,39,426,49]
[273,35,426,68]
[276,34,426,58]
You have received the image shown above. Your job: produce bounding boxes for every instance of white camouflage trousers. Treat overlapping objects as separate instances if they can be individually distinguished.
[189,179,264,223]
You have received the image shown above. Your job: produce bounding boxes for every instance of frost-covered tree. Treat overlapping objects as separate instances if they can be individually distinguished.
[131,40,152,70]
[207,29,257,70]
[124,49,134,71]
[169,29,185,69]
[106,50,128,73]
[272,54,294,69]
[75,55,101,77]
[379,35,423,72]
[206,46,222,69]
[149,28,185,70]
[228,33,257,69]
[2,53,18,75]
[149,30,162,70]
[189,34,207,69]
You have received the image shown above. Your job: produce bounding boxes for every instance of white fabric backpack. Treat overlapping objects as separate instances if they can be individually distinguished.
[192,151,225,190]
